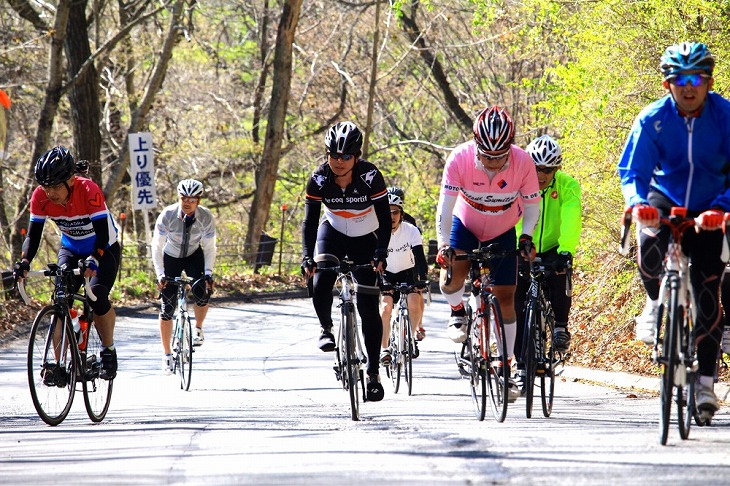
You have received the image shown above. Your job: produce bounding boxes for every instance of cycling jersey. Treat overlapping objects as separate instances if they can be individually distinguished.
[26,177,118,258]
[437,141,540,246]
[619,92,730,211]
[386,221,427,276]
[516,171,582,255]
[303,158,391,258]
[151,203,217,280]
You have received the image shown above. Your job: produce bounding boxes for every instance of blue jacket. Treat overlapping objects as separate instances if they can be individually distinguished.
[618,92,730,211]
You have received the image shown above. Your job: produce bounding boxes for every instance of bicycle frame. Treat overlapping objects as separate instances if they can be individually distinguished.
[165,276,195,391]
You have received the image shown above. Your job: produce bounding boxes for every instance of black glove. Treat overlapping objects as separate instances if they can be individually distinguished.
[301,257,315,275]
[13,260,30,280]
[518,234,534,257]
[554,252,572,272]
[372,248,388,270]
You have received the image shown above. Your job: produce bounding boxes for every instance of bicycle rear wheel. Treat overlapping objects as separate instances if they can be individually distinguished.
[403,311,413,396]
[177,313,194,391]
[523,300,538,418]
[27,306,78,426]
[484,295,508,423]
[344,305,360,420]
[659,283,678,445]
[82,319,113,422]
[540,307,556,418]
[677,306,694,440]
[467,312,487,421]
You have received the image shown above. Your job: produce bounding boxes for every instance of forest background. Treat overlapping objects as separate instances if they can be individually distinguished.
[1,0,729,377]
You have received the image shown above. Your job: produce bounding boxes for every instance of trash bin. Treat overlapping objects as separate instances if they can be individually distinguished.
[254,232,278,274]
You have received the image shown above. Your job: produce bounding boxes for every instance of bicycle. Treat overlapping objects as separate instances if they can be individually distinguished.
[161,276,196,391]
[18,262,113,426]
[381,278,429,396]
[446,245,511,422]
[314,254,372,421]
[520,257,572,418]
[620,206,715,445]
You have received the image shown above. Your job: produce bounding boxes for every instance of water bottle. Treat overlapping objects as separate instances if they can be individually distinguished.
[78,316,89,351]
[70,308,80,334]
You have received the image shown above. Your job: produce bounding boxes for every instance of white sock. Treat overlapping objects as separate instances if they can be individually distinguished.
[442,283,466,308]
[504,320,517,360]
[699,375,714,388]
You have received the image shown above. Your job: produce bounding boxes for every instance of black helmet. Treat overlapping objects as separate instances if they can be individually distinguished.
[35,146,75,186]
[325,122,363,155]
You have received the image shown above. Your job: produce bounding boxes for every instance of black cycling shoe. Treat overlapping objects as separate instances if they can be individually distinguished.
[41,363,68,388]
[99,347,117,380]
[553,327,571,354]
[412,340,420,359]
[318,327,335,352]
[366,373,385,402]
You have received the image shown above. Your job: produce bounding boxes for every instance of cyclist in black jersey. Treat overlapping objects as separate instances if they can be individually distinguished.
[302,121,391,402]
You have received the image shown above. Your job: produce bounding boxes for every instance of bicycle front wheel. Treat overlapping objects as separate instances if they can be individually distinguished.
[467,312,487,421]
[484,295,508,423]
[523,300,538,419]
[677,304,693,440]
[659,282,678,445]
[176,313,194,391]
[27,305,78,426]
[540,311,556,418]
[403,311,413,396]
[344,304,360,421]
[82,319,113,422]
[389,316,402,394]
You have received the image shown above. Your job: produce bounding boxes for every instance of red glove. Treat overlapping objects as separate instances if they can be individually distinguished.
[632,204,659,227]
[435,247,453,269]
[696,209,724,231]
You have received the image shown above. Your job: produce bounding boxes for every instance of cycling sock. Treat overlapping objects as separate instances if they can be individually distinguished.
[504,320,516,360]
[442,283,465,308]
[699,375,714,387]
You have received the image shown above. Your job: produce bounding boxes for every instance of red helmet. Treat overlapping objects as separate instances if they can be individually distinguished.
[473,106,515,155]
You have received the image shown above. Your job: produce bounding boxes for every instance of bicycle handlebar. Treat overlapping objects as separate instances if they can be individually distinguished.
[17,265,96,305]
[443,245,518,286]
[527,257,573,297]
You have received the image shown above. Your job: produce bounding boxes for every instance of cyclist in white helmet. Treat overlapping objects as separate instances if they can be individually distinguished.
[152,179,217,374]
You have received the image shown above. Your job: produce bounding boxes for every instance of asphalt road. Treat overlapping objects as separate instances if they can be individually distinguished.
[1,295,729,485]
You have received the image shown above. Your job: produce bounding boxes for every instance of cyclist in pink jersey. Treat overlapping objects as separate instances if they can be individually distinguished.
[435,106,540,401]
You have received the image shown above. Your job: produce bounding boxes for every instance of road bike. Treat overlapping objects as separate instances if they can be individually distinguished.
[315,255,372,421]
[162,276,196,391]
[446,245,510,422]
[381,278,429,396]
[520,257,572,418]
[620,206,718,445]
[19,262,113,426]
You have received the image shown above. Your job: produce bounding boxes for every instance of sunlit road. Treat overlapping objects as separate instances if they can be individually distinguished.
[1,295,729,485]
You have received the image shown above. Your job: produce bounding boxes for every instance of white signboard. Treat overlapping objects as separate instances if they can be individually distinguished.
[128,132,157,210]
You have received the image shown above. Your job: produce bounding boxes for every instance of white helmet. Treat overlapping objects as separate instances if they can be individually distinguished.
[177,179,204,197]
[526,135,562,167]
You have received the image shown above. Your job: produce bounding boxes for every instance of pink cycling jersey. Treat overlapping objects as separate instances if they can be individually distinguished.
[438,141,540,243]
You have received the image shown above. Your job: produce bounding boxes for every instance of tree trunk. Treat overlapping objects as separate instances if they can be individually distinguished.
[252,0,270,145]
[10,0,71,260]
[244,0,302,266]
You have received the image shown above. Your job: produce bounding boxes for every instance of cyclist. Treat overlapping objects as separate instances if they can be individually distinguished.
[515,134,582,361]
[435,105,541,401]
[379,187,429,365]
[618,41,730,416]
[302,121,391,402]
[14,146,121,380]
[151,179,216,374]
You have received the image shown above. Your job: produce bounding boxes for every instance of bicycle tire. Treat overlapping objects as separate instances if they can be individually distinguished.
[659,281,678,445]
[467,310,487,421]
[178,313,194,391]
[403,310,413,396]
[82,319,113,422]
[540,309,556,418]
[344,304,360,420]
[484,295,508,423]
[27,305,78,426]
[677,304,694,440]
[523,299,538,419]
[390,315,402,394]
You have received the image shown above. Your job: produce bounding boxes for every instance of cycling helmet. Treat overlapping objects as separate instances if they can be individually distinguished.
[35,146,75,186]
[388,186,405,201]
[177,179,204,197]
[526,135,562,167]
[473,105,515,155]
[387,187,404,208]
[325,121,363,155]
[660,42,715,79]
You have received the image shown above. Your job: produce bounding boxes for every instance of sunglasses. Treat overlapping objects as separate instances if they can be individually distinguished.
[389,209,401,214]
[328,153,355,161]
[536,166,558,174]
[476,147,509,160]
[180,196,200,203]
[670,73,710,87]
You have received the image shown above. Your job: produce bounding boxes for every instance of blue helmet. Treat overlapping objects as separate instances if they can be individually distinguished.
[660,42,715,79]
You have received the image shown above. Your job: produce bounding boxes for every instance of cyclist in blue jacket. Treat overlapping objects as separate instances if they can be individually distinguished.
[618,42,730,416]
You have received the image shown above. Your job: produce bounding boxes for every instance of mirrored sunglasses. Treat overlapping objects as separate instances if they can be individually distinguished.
[670,73,710,87]
[328,152,355,161]
[536,166,557,174]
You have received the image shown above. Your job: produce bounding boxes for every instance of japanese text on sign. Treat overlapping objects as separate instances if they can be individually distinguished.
[128,132,157,210]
